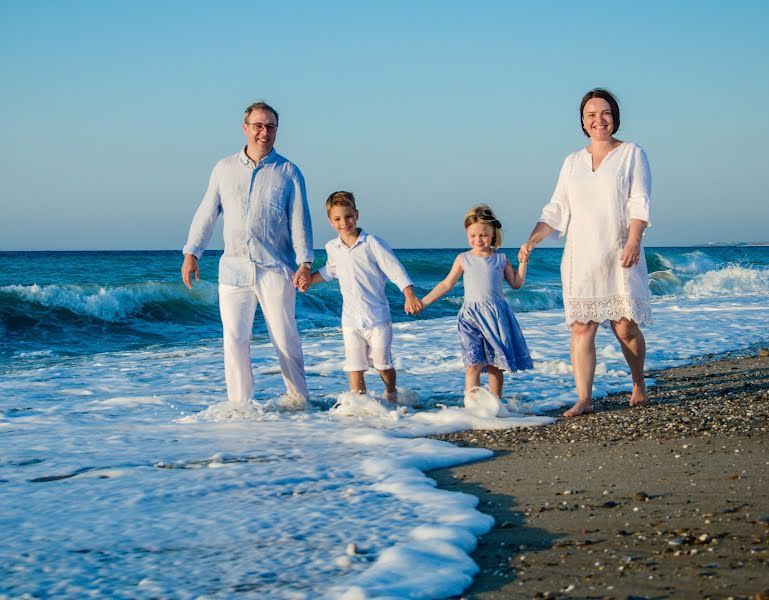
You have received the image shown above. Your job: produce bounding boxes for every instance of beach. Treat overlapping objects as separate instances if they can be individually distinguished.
[432,348,769,599]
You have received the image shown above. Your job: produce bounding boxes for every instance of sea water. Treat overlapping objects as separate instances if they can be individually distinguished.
[2,246,768,598]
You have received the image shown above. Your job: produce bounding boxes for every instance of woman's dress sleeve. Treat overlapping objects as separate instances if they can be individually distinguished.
[626,145,651,225]
[538,154,573,238]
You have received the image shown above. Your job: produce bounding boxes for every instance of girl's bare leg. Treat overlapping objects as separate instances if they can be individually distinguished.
[486,365,504,398]
[564,321,599,417]
[611,319,648,406]
[465,364,483,392]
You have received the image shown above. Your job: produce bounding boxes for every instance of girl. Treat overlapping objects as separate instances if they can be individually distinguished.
[421,205,533,398]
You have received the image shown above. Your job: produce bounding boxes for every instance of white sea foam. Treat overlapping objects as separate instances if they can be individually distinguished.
[330,392,402,419]
[463,387,512,418]
[176,400,267,422]
[1,281,218,321]
[90,396,164,407]
[683,266,769,297]
[60,388,95,396]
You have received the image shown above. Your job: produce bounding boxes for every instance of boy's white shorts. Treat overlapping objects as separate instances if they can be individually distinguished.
[342,324,393,372]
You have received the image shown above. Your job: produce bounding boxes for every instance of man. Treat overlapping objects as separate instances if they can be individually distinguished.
[181,101,313,410]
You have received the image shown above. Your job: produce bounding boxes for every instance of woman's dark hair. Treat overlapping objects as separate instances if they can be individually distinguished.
[580,88,620,137]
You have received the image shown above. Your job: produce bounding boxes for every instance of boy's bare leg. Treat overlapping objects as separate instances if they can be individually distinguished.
[379,368,397,403]
[486,365,503,398]
[349,371,366,394]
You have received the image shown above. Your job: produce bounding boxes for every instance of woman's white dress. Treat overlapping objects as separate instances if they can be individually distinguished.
[539,142,652,326]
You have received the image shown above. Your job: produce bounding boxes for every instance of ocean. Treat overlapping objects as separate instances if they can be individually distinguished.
[2,246,769,598]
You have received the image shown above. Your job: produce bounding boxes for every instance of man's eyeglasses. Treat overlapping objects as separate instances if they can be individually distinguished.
[245,122,278,133]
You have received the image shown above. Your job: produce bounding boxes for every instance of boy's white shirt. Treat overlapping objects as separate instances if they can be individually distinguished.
[319,229,412,329]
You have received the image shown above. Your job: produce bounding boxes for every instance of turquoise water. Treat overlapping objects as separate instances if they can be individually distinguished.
[2,246,769,359]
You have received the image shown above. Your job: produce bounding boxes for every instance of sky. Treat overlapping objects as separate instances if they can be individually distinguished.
[1,0,768,250]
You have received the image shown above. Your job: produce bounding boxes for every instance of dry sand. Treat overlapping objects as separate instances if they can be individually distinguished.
[431,349,769,600]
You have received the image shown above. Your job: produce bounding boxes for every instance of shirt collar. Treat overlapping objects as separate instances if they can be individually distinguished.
[238,147,278,168]
[334,228,367,250]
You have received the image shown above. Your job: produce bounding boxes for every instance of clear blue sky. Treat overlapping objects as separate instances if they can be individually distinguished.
[2,0,768,250]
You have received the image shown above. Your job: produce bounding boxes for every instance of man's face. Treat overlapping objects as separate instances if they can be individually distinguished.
[242,109,278,155]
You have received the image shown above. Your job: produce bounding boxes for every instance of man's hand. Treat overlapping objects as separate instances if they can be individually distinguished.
[293,264,312,292]
[181,254,199,289]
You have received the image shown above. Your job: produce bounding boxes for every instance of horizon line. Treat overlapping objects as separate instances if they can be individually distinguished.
[2,243,769,253]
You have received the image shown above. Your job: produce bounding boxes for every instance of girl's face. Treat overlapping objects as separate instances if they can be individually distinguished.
[466,222,495,253]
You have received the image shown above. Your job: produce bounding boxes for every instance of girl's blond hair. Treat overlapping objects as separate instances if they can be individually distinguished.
[464,204,503,248]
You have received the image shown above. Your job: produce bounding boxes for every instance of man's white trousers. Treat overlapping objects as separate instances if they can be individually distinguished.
[219,269,309,405]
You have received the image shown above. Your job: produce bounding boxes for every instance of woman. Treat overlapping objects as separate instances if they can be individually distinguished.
[519,88,651,418]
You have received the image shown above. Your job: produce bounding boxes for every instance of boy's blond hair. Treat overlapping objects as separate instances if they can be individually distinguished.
[325,191,357,216]
[464,204,503,249]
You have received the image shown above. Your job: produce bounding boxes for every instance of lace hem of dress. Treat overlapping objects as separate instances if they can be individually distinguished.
[564,295,652,327]
[461,348,534,373]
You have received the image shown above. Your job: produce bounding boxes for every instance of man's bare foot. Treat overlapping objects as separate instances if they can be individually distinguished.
[563,401,593,418]
[276,393,308,412]
[384,389,398,404]
[629,382,648,406]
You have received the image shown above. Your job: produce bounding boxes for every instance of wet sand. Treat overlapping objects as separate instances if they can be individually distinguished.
[431,349,769,599]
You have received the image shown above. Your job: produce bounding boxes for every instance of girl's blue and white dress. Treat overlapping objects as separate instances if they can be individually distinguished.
[458,251,533,372]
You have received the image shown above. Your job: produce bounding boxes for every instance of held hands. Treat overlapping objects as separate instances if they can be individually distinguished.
[405,296,424,315]
[293,264,312,292]
[181,254,199,289]
[518,241,533,264]
[403,286,424,315]
[519,223,553,264]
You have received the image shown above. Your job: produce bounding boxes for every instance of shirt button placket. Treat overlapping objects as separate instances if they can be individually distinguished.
[246,166,260,261]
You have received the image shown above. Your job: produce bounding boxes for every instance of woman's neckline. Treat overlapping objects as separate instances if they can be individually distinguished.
[584,141,625,172]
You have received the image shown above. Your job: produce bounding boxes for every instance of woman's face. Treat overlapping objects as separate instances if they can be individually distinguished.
[582,97,614,141]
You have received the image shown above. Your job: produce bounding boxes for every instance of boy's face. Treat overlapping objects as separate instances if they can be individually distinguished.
[328,205,359,237]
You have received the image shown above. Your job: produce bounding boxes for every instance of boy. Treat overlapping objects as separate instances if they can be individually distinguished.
[310,191,422,402]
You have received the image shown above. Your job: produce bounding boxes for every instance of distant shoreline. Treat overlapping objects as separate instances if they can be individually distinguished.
[2,244,769,253]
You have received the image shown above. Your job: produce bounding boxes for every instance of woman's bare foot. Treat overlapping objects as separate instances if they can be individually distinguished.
[384,389,398,404]
[563,401,593,418]
[629,382,648,406]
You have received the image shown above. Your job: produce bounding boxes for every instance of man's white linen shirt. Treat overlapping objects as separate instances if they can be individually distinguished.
[183,148,313,287]
[319,230,412,329]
